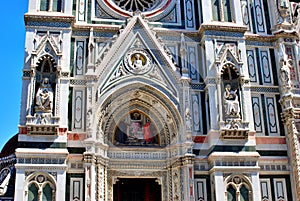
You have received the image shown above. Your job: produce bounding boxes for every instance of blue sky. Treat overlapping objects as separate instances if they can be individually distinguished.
[0,2,28,150]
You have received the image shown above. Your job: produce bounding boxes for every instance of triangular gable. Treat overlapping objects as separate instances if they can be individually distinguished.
[101,33,174,93]
[92,15,181,98]
[34,34,62,57]
[215,44,243,75]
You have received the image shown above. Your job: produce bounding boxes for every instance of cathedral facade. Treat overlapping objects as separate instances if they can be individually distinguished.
[1,0,300,200]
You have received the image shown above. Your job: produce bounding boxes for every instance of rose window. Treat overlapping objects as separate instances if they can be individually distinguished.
[112,0,161,12]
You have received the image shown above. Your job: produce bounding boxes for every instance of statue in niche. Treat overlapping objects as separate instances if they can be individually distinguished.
[223,84,240,117]
[185,108,192,131]
[86,109,93,130]
[280,59,292,92]
[35,77,53,113]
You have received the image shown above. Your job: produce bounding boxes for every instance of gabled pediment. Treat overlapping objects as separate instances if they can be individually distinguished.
[100,34,174,93]
[92,15,181,99]
[215,43,243,75]
[216,44,240,64]
[33,33,62,58]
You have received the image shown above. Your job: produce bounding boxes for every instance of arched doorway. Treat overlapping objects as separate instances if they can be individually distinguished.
[113,178,162,201]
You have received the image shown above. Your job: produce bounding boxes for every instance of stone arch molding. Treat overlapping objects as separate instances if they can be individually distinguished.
[25,172,56,200]
[96,0,176,20]
[93,82,182,148]
[224,174,253,201]
[32,32,63,70]
[215,43,244,79]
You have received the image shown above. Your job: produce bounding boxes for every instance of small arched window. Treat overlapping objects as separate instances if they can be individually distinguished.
[42,183,53,200]
[26,173,56,201]
[40,0,62,12]
[225,175,252,201]
[212,0,233,22]
[227,185,236,201]
[240,185,249,201]
[28,183,38,201]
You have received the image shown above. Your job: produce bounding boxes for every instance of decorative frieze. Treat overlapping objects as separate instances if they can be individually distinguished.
[109,160,167,169]
[70,162,84,169]
[108,150,167,160]
[26,21,71,28]
[259,164,289,171]
[26,125,59,135]
[17,157,65,165]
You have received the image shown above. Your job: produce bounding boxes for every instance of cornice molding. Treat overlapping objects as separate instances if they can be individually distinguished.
[198,22,247,36]
[24,13,74,23]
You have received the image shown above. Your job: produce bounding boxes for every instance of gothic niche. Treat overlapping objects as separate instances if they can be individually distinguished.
[33,56,57,125]
[114,111,160,146]
[222,66,241,127]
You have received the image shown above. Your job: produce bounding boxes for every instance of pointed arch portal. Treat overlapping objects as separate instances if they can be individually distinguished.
[95,82,181,147]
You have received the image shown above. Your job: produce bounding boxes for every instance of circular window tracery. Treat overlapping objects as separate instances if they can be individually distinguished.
[112,0,161,12]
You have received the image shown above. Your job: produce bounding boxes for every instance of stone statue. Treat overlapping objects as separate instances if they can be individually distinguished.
[279,41,287,60]
[280,59,292,94]
[86,109,93,130]
[185,108,192,130]
[35,78,54,112]
[133,53,143,69]
[223,84,240,117]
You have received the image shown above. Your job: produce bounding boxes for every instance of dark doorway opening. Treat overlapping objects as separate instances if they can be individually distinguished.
[113,178,162,201]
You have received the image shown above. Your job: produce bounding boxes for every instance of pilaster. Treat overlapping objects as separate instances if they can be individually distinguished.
[181,154,195,201]
[83,152,96,201]
[212,171,225,201]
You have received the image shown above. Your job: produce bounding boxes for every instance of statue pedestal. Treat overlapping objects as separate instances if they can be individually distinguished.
[26,113,60,135]
[219,118,249,140]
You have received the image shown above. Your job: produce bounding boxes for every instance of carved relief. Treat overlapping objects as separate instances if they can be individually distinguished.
[280,59,292,94]
[35,78,54,113]
[223,84,240,118]
[222,66,241,123]
[172,168,181,201]
[124,49,153,75]
[0,168,11,196]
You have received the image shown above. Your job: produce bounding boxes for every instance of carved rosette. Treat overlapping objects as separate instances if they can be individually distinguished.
[123,49,153,75]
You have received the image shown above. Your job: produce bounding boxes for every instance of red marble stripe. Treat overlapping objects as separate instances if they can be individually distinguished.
[255,137,286,144]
